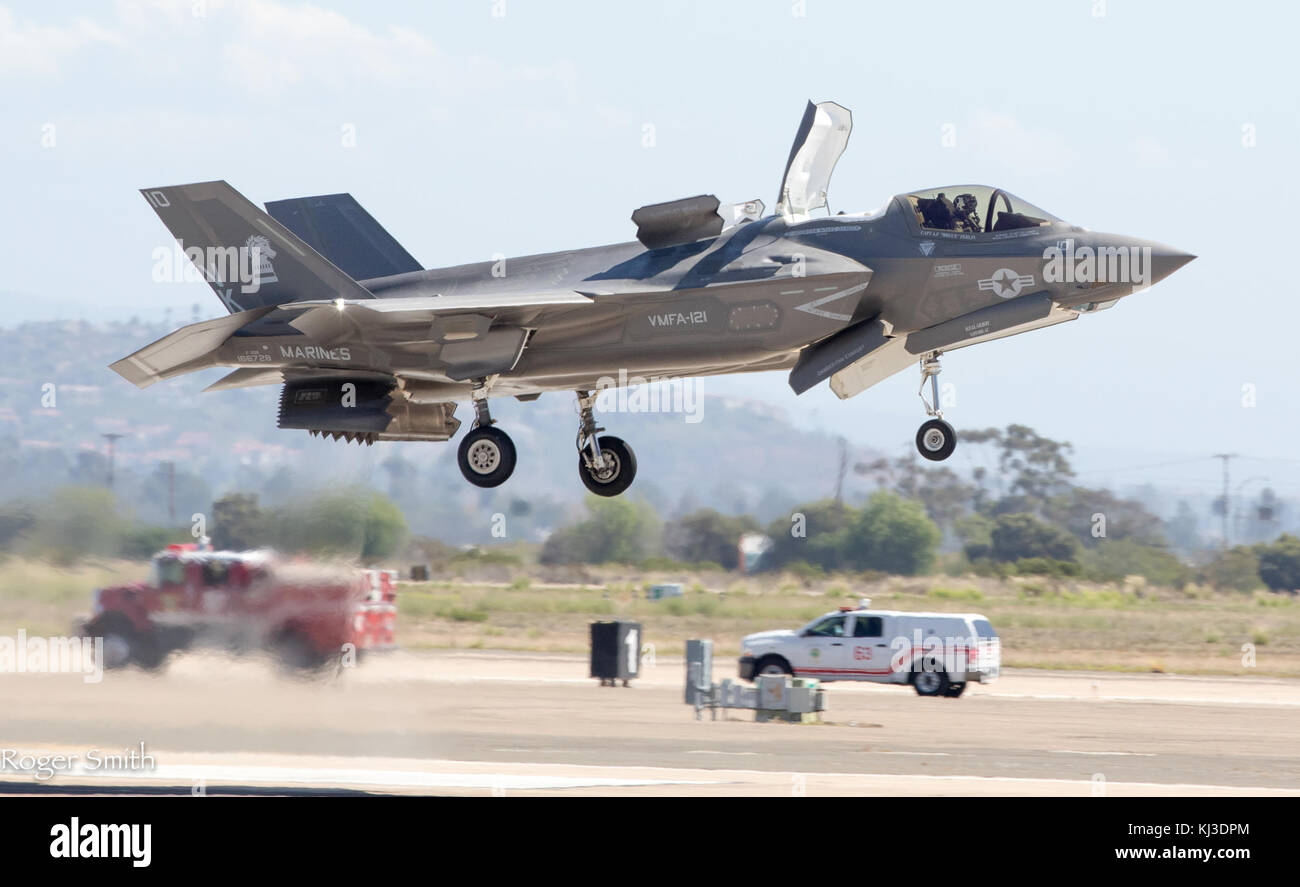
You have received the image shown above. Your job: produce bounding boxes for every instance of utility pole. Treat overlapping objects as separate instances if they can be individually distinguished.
[1213,453,1237,548]
[102,433,126,490]
[834,437,848,503]
[165,460,176,525]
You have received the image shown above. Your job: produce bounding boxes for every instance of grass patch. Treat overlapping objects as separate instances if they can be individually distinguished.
[926,586,984,602]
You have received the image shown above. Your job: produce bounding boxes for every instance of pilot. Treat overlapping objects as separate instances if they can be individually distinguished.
[952,193,982,233]
[916,193,957,230]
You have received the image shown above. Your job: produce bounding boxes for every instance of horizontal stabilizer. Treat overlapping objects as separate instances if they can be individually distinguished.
[109,306,276,388]
[265,193,423,281]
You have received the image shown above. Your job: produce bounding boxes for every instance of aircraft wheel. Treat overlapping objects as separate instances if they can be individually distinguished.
[916,419,957,462]
[457,426,517,487]
[578,436,637,497]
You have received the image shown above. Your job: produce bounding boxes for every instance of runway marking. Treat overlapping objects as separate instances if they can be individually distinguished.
[1051,750,1156,757]
[974,691,1300,707]
[55,762,719,791]
[408,760,1300,795]
[10,752,1298,796]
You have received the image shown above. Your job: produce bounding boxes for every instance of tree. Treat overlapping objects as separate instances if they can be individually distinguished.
[1079,539,1189,587]
[964,424,1075,503]
[847,490,941,575]
[1257,534,1300,593]
[1198,545,1260,592]
[361,493,407,561]
[856,456,975,529]
[269,489,408,560]
[989,513,1079,563]
[26,486,123,565]
[956,512,995,561]
[1042,486,1167,549]
[664,509,761,569]
[539,497,662,565]
[211,493,267,551]
[762,500,855,572]
[0,502,35,551]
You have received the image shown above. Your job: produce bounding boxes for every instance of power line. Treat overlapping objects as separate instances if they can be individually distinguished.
[1071,456,1215,475]
[1213,453,1237,548]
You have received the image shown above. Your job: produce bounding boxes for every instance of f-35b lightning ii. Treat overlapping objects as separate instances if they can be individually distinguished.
[113,100,1194,496]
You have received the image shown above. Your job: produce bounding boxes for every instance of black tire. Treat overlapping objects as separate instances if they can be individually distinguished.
[85,614,165,671]
[271,630,333,676]
[943,681,967,698]
[578,435,637,497]
[912,659,951,696]
[916,419,957,461]
[751,654,792,683]
[457,425,517,488]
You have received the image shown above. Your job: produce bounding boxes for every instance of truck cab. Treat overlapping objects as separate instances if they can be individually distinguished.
[738,603,1000,698]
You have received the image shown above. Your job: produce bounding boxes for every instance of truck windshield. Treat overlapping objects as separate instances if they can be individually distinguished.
[972,619,998,638]
[150,557,185,586]
[804,615,846,637]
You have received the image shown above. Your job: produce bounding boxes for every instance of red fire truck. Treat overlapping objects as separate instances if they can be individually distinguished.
[83,544,398,671]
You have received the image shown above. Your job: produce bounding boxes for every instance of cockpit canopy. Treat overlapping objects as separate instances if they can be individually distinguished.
[904,186,1061,234]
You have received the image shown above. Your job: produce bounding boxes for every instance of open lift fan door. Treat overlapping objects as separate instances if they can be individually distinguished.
[776,101,853,219]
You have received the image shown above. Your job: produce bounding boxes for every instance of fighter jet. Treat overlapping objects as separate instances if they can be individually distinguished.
[113,100,1194,496]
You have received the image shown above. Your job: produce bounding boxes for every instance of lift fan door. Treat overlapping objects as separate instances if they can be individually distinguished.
[776,101,853,219]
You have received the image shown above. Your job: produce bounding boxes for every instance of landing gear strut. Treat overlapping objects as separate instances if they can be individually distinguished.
[457,388,517,487]
[915,352,956,462]
[575,390,637,496]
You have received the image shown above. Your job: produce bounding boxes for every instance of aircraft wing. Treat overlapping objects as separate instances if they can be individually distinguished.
[288,291,593,317]
[284,291,596,382]
[794,293,1083,400]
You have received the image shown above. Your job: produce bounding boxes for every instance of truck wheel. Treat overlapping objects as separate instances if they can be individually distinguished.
[272,630,333,675]
[752,655,792,681]
[130,636,168,671]
[943,681,967,698]
[85,615,163,670]
[912,660,951,696]
[92,623,134,670]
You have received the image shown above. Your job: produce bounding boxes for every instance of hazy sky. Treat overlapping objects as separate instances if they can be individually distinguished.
[2,0,1296,496]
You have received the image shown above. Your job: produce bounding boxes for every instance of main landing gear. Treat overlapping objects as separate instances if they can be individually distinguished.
[915,352,957,462]
[455,388,639,496]
[575,390,637,497]
[456,392,517,488]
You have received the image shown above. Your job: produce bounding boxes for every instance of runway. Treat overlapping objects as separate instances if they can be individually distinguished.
[3,651,1298,796]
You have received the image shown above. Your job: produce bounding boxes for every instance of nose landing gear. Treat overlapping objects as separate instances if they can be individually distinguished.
[575,390,637,496]
[915,352,956,462]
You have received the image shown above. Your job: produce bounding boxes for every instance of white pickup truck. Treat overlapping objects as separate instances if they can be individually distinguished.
[738,604,1000,697]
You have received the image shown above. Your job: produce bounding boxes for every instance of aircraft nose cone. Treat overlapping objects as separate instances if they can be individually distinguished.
[1148,246,1195,285]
